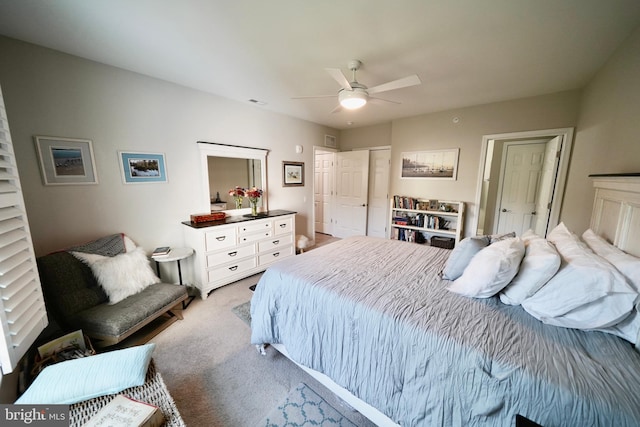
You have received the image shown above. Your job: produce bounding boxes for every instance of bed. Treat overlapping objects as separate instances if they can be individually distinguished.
[250,175,640,426]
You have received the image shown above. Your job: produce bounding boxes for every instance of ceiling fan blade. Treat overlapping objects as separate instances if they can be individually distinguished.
[367,74,421,94]
[291,95,335,99]
[330,104,343,114]
[370,96,401,104]
[325,68,353,90]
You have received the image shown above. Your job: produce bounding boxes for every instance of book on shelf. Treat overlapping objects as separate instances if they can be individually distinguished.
[83,394,165,427]
[152,246,171,256]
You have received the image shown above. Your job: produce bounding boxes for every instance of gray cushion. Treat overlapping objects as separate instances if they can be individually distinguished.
[72,283,187,338]
[441,236,490,280]
[37,251,108,325]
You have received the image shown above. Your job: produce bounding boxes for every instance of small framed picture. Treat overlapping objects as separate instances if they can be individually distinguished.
[428,199,439,210]
[283,161,304,187]
[119,151,168,184]
[34,136,98,185]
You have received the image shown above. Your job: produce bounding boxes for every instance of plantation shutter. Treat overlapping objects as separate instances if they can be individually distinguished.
[0,84,48,374]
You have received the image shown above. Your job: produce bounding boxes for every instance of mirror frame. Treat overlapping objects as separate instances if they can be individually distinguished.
[472,127,574,237]
[198,141,269,214]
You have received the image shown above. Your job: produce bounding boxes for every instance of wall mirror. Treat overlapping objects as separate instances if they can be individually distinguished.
[198,142,269,214]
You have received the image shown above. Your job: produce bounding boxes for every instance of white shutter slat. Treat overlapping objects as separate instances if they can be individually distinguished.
[0,229,28,248]
[0,84,47,374]
[0,183,19,194]
[11,310,47,348]
[0,261,32,289]
[0,193,21,209]
[6,284,39,322]
[2,272,37,307]
[0,242,29,264]
[7,295,42,326]
[0,218,24,235]
[0,207,22,222]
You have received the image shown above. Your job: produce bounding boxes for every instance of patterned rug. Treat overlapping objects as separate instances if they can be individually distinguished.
[256,383,356,427]
[231,301,251,326]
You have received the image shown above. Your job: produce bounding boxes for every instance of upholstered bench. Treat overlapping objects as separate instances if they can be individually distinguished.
[37,236,188,347]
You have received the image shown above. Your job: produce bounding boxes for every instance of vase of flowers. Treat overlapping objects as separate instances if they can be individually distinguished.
[228,186,245,209]
[246,187,263,216]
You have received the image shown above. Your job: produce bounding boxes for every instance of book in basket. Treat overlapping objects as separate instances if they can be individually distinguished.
[83,394,164,427]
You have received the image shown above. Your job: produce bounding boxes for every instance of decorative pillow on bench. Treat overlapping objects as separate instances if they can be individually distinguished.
[72,246,159,304]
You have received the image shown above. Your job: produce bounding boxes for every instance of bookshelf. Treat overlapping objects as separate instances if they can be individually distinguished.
[389,196,465,248]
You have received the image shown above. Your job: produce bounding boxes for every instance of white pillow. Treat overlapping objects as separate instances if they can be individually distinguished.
[16,344,155,404]
[596,309,640,345]
[448,237,525,298]
[441,236,490,280]
[73,247,159,304]
[521,223,637,329]
[499,232,560,305]
[582,229,640,291]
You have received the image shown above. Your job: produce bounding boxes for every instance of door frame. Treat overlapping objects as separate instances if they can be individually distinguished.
[473,127,573,237]
[312,145,337,237]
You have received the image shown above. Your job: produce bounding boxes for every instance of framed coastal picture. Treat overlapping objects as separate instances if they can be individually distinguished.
[282,161,304,187]
[119,151,168,184]
[400,148,459,180]
[34,136,98,185]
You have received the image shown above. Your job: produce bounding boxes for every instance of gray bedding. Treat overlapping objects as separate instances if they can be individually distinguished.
[250,236,640,426]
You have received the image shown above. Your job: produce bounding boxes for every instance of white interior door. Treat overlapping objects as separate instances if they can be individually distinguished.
[334,150,369,238]
[496,143,546,235]
[314,151,334,234]
[533,136,561,236]
[366,149,390,238]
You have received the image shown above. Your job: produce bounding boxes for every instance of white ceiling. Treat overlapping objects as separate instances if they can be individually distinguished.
[1,0,639,130]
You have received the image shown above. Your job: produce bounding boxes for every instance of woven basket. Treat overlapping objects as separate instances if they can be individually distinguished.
[31,334,95,376]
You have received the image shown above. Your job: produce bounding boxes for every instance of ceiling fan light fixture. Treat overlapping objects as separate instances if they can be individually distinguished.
[339,89,368,110]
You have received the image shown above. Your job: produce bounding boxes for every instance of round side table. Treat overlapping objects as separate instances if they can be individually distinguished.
[152,247,195,308]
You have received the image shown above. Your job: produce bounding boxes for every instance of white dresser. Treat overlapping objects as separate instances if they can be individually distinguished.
[183,210,296,299]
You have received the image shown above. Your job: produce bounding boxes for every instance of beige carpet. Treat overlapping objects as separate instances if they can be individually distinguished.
[149,247,375,426]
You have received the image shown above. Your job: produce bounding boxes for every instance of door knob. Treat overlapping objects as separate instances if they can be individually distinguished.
[531,211,537,215]
[501,208,511,212]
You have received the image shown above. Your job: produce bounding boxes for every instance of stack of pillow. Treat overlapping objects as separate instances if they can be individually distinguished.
[443,223,640,345]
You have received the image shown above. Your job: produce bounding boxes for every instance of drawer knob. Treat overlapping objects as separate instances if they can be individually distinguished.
[272,240,279,245]
[229,265,238,271]
[228,251,237,257]
[273,252,280,257]
[216,236,226,241]
[279,224,286,228]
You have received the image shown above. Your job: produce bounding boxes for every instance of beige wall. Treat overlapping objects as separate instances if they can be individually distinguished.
[342,91,582,236]
[341,122,392,150]
[563,25,640,233]
[0,37,337,269]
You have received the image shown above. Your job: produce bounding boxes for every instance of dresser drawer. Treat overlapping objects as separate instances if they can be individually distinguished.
[206,244,256,268]
[258,234,293,253]
[205,228,237,251]
[258,245,294,266]
[274,217,294,236]
[208,257,257,282]
[239,230,272,244]
[238,220,272,235]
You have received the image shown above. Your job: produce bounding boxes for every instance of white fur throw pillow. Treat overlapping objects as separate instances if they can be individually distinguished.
[72,247,159,304]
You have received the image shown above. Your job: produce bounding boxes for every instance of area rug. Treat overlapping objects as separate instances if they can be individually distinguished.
[256,383,356,427]
[231,301,251,326]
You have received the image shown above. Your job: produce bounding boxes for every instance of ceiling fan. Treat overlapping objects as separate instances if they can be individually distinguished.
[293,60,421,113]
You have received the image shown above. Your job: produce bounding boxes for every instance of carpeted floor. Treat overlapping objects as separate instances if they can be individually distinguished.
[149,265,376,427]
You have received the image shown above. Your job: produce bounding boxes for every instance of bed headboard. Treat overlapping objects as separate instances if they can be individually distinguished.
[590,174,640,257]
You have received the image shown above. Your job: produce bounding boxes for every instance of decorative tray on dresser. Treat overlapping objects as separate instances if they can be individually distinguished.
[182,210,296,299]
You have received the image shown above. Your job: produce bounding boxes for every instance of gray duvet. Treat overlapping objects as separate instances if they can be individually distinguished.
[250,236,640,426]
